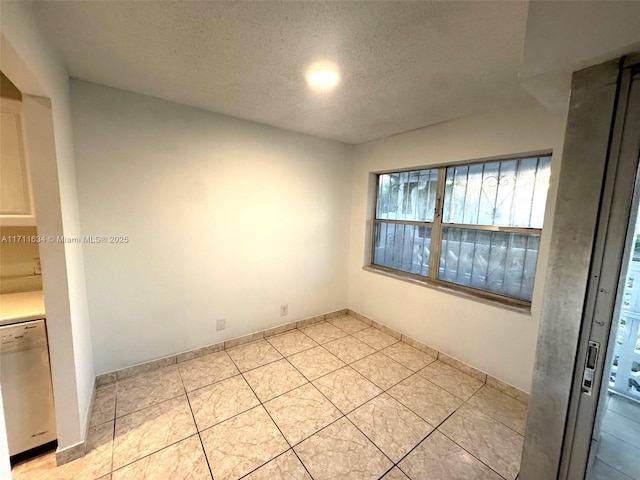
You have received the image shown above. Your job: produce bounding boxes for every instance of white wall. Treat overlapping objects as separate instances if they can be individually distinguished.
[0,2,95,452]
[520,1,640,113]
[347,102,565,392]
[70,81,353,374]
[522,1,640,78]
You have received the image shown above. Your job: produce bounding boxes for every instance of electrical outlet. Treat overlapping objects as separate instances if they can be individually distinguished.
[216,318,226,331]
[34,258,42,275]
[280,304,288,316]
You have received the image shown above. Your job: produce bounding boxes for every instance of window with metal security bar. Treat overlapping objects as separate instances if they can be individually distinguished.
[371,154,552,305]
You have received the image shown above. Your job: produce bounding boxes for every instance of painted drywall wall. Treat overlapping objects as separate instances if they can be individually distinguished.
[70,81,353,374]
[520,1,640,113]
[523,1,640,78]
[347,102,566,392]
[0,3,94,451]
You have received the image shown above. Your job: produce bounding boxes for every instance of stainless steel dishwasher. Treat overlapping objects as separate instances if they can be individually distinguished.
[0,319,56,456]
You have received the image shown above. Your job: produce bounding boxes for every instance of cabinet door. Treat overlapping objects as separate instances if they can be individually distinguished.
[0,99,35,225]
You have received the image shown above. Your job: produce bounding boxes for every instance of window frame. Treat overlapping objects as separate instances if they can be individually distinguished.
[368,152,552,309]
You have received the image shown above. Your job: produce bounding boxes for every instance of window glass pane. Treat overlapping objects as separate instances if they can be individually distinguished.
[443,156,551,228]
[376,169,438,222]
[438,227,539,301]
[373,221,431,276]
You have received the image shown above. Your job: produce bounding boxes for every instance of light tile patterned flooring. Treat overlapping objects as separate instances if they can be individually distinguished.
[590,394,640,480]
[12,315,528,480]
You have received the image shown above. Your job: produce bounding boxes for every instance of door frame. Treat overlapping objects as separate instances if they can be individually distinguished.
[519,58,622,480]
[0,33,88,462]
[561,55,640,480]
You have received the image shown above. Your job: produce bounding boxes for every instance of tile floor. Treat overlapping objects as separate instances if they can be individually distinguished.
[12,315,528,480]
[590,394,640,480]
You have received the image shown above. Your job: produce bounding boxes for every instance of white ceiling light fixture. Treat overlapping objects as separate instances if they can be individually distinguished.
[306,64,340,91]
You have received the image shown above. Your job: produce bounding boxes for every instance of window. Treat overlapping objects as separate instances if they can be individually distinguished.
[371,154,552,305]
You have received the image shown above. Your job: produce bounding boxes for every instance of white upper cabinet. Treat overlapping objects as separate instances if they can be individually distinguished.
[0,98,35,226]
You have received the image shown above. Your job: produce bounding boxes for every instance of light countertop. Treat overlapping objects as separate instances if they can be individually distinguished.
[0,290,45,326]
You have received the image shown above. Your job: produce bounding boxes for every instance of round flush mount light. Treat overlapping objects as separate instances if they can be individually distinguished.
[306,65,340,90]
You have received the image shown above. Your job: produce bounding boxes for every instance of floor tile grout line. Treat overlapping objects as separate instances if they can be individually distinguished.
[391,408,463,475]
[228,350,285,374]
[384,371,459,425]
[279,349,348,429]
[290,414,346,447]
[592,456,636,480]
[330,313,369,325]
[460,388,527,438]
[289,448,316,480]
[201,353,269,474]
[298,321,351,343]
[286,343,347,382]
[309,331,402,375]
[236,448,315,480]
[196,431,215,480]
[285,337,433,425]
[185,357,311,433]
[293,326,322,343]
[242,360,309,403]
[265,329,320,357]
[182,370,241,396]
[283,345,405,465]
[279,344,329,380]
[110,370,198,473]
[396,462,415,479]
[112,391,186,421]
[436,429,511,480]
[116,338,493,451]
[178,349,240,389]
[282,352,345,412]
[109,433,203,476]
[108,385,118,476]
[376,345,438,373]
[596,427,640,452]
[178,371,215,480]
[112,383,188,421]
[239,370,293,449]
[325,334,389,366]
[112,322,451,396]
[352,332,402,352]
[350,354,415,391]
[253,377,321,480]
[105,319,520,480]
[291,345,521,480]
[36,316,522,479]
[342,412,395,465]
[316,374,383,418]
[417,365,485,401]
[110,377,197,474]
[606,398,640,423]
[305,360,388,413]
[243,372,316,479]
[225,344,316,479]
[396,460,414,479]
[278,348,379,478]
[104,315,454,386]
[379,465,401,480]
[601,407,640,448]
[195,402,264,436]
[113,366,185,419]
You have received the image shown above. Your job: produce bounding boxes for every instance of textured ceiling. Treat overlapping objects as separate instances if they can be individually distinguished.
[34,1,532,144]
